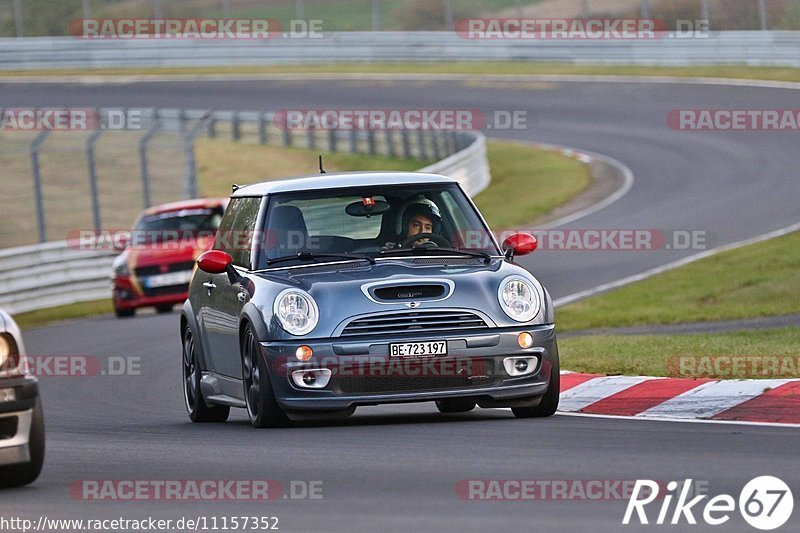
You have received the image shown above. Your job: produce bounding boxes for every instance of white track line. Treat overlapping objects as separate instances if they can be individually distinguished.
[554,411,800,429]
[638,379,791,419]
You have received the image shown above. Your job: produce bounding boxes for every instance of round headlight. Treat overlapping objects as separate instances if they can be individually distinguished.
[274,289,319,336]
[498,276,541,322]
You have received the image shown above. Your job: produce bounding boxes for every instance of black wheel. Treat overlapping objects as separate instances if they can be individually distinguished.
[156,304,174,314]
[512,345,560,419]
[436,398,476,413]
[114,306,135,318]
[241,325,290,429]
[182,325,229,423]
[0,398,45,488]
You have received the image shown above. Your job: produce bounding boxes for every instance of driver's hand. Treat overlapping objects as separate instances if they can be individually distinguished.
[413,240,438,249]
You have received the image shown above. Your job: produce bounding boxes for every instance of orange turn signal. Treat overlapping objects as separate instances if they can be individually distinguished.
[295,345,314,362]
[517,332,533,349]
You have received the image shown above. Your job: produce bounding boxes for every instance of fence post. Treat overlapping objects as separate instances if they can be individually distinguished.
[183,114,209,200]
[401,129,411,158]
[86,127,105,232]
[367,128,377,156]
[758,0,768,30]
[258,112,267,144]
[307,123,316,150]
[232,112,241,141]
[385,130,396,158]
[30,130,51,243]
[328,129,337,152]
[138,112,159,208]
[416,130,427,160]
[349,129,358,153]
[430,131,441,160]
[282,124,292,146]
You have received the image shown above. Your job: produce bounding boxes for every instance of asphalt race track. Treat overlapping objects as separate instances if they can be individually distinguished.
[2,77,799,532]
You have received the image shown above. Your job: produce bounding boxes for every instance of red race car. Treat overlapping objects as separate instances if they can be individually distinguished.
[111,198,228,318]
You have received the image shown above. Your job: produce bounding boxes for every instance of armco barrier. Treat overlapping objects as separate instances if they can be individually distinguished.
[0,119,490,315]
[1,31,799,69]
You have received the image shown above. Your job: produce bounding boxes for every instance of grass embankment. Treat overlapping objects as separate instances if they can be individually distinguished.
[3,64,800,83]
[558,231,800,378]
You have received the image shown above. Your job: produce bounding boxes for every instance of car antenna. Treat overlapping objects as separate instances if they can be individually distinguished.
[319,155,326,174]
[231,183,241,192]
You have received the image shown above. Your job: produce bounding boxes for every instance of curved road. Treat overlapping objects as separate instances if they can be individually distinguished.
[2,77,799,532]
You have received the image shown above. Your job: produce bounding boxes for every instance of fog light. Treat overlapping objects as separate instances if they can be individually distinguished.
[295,345,313,362]
[0,388,15,403]
[291,369,332,389]
[517,332,533,349]
[503,356,538,377]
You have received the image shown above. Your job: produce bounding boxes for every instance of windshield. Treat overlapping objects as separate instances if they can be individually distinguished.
[134,207,224,241]
[256,183,499,268]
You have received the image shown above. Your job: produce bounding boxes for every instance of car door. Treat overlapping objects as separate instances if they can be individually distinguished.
[203,196,263,378]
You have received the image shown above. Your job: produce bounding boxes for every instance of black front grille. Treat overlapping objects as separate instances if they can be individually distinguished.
[141,285,189,298]
[0,416,18,440]
[337,359,495,394]
[340,310,488,337]
[135,261,196,278]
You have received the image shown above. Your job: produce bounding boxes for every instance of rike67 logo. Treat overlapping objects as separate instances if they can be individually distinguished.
[624,477,793,530]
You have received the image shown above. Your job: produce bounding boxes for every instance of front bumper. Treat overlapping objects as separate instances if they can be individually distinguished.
[261,325,557,411]
[0,377,38,466]
[112,276,187,310]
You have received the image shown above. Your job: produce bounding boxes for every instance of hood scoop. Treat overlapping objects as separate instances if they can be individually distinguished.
[367,280,452,303]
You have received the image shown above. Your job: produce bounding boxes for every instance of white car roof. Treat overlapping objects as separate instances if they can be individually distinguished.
[230,172,456,197]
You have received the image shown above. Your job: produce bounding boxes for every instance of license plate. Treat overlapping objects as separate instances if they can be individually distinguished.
[389,341,447,357]
[144,270,193,288]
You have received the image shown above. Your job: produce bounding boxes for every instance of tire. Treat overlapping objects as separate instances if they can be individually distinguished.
[114,306,135,318]
[0,398,45,488]
[182,325,230,423]
[156,304,174,314]
[435,398,476,413]
[241,324,290,429]
[511,345,560,419]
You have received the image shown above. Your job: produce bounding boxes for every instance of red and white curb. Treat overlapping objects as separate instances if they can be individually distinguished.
[557,372,800,426]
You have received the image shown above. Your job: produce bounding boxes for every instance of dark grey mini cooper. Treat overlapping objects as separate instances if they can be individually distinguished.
[181,172,559,428]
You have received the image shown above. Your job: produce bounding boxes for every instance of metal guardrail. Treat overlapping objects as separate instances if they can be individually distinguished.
[1,31,799,69]
[0,114,490,315]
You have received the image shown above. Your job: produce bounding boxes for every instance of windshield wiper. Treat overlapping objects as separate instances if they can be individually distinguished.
[380,247,494,264]
[266,251,375,267]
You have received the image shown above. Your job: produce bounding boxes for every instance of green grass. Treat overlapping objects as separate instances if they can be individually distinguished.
[14,299,113,330]
[2,63,800,83]
[559,327,800,378]
[558,231,800,332]
[475,142,590,229]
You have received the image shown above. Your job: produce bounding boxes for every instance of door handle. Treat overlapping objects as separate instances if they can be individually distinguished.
[203,281,216,291]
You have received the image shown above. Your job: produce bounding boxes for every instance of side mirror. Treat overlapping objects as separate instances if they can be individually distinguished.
[502,233,538,260]
[197,250,233,274]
